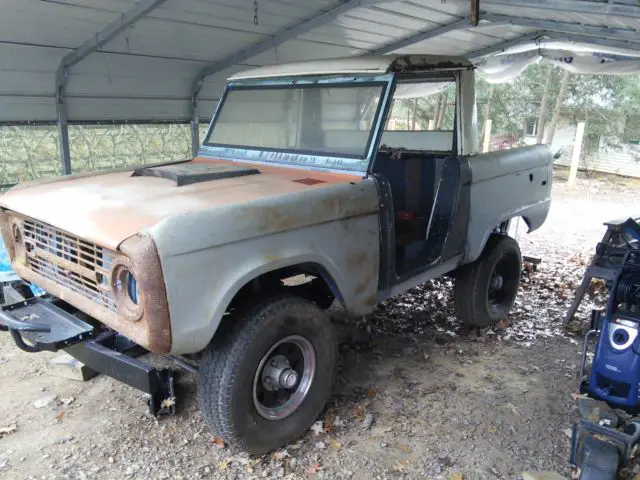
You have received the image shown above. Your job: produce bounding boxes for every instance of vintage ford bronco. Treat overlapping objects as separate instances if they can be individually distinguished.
[0,55,551,453]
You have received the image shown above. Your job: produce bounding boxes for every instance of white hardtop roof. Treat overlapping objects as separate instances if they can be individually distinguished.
[229,54,474,80]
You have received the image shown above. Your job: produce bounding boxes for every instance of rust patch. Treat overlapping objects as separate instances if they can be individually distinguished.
[348,251,368,271]
[363,293,377,307]
[119,235,172,354]
[293,178,326,186]
[349,251,376,297]
[0,210,15,262]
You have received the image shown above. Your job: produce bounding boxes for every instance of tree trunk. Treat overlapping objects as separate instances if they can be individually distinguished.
[546,70,571,145]
[436,91,448,129]
[405,100,411,130]
[433,93,445,129]
[480,86,495,140]
[411,98,418,130]
[536,66,553,144]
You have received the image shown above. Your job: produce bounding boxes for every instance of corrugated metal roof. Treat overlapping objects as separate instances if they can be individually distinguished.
[1,0,639,123]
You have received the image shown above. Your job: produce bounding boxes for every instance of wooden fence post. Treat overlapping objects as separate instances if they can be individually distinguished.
[568,122,586,189]
[483,119,492,153]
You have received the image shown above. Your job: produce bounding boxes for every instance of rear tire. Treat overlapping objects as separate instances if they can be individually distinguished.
[197,295,337,455]
[454,235,522,328]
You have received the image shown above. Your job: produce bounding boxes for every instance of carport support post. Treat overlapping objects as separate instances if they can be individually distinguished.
[191,92,200,156]
[568,122,586,189]
[56,80,72,175]
[54,0,169,174]
[482,119,492,153]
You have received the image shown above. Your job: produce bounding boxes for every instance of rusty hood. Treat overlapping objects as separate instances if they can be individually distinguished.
[0,158,365,250]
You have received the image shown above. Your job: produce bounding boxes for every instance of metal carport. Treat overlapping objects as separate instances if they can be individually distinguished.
[2,0,640,174]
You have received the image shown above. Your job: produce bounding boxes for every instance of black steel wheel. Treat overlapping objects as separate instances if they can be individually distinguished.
[454,235,522,328]
[197,295,336,454]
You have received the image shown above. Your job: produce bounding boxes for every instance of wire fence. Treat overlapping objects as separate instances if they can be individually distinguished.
[0,123,210,186]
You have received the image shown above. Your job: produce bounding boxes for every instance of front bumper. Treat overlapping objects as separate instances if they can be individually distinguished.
[0,296,94,352]
[0,294,175,415]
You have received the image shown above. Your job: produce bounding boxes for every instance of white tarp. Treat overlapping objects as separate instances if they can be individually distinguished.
[475,40,640,83]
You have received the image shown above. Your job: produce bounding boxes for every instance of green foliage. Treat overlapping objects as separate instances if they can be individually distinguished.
[411,60,640,147]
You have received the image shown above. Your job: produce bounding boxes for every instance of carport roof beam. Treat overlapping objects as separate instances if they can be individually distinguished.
[374,18,472,55]
[542,32,640,55]
[483,0,640,19]
[190,0,372,156]
[483,13,640,43]
[55,0,169,174]
[465,31,546,59]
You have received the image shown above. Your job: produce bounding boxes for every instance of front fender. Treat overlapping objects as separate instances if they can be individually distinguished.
[153,215,379,354]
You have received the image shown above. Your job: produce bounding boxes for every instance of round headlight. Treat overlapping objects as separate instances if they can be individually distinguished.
[10,222,27,263]
[111,264,143,321]
[126,270,140,305]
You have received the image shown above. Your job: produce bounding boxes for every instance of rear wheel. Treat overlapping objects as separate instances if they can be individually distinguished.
[454,235,522,328]
[197,295,336,454]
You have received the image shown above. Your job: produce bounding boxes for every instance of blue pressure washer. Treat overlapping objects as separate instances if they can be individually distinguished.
[568,217,640,479]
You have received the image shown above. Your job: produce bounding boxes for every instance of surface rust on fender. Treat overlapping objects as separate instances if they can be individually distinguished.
[119,234,172,354]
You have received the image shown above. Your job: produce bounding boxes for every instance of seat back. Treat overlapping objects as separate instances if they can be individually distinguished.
[373,151,437,218]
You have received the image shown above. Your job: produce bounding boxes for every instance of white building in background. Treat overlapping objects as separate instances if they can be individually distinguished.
[522,119,640,179]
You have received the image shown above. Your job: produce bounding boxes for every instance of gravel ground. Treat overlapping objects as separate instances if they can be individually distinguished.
[0,169,637,480]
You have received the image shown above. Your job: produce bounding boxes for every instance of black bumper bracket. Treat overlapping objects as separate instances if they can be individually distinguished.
[65,340,176,416]
[0,296,176,417]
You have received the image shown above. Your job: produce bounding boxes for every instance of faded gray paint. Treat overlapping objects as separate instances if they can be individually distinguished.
[465,145,553,261]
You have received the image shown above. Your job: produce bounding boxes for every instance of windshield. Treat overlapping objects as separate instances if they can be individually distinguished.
[204,82,387,169]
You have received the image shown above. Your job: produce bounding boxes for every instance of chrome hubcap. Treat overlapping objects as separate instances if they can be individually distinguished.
[253,335,316,420]
[261,354,299,391]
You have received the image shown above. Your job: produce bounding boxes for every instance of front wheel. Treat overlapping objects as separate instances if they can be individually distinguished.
[454,235,522,328]
[197,295,337,454]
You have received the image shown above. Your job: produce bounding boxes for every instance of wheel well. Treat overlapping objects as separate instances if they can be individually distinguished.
[494,216,532,236]
[226,263,343,314]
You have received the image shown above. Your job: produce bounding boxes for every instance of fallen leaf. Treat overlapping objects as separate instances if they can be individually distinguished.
[0,424,17,437]
[329,439,342,451]
[217,460,230,471]
[272,449,290,461]
[450,473,464,480]
[393,461,409,473]
[361,413,374,430]
[212,437,226,449]
[397,443,411,454]
[310,421,324,435]
[352,404,366,421]
[365,387,377,398]
[55,411,66,421]
[306,464,322,475]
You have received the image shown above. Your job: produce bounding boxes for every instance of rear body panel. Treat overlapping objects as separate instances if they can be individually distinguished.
[466,145,553,261]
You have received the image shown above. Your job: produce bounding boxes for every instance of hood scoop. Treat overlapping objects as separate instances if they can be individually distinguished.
[132,162,260,186]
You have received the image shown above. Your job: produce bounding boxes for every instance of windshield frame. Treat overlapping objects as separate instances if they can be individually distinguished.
[200,73,395,174]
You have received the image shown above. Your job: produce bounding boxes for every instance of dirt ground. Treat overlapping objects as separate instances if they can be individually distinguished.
[0,169,637,480]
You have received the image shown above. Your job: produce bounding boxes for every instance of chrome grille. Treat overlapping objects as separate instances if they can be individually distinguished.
[21,218,116,311]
